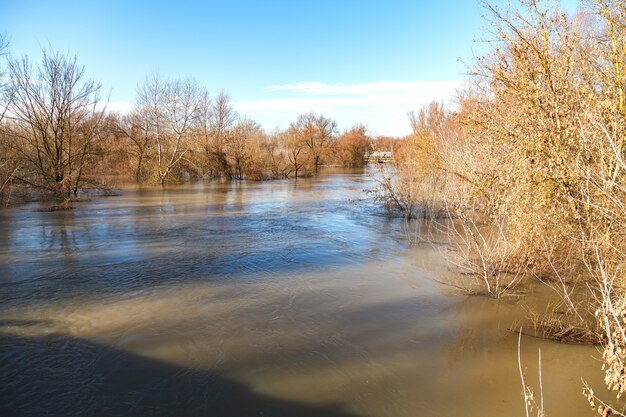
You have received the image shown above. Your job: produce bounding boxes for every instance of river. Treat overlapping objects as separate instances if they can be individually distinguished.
[0,168,607,416]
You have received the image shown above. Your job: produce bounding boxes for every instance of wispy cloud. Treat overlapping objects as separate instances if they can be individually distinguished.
[269,81,462,97]
[235,80,464,136]
[104,101,133,114]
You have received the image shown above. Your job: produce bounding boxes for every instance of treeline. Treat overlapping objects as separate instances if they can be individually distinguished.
[377,0,625,412]
[0,44,378,201]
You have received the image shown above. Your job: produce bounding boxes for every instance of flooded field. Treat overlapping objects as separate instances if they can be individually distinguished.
[0,168,606,416]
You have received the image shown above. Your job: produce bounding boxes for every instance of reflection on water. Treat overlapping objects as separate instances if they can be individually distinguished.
[0,168,607,416]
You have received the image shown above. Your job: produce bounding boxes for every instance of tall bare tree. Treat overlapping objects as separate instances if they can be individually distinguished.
[207,90,237,177]
[194,88,212,176]
[0,34,15,200]
[4,50,105,196]
[0,34,10,125]
[134,73,200,184]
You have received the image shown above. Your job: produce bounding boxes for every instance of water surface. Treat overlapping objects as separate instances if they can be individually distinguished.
[0,168,607,416]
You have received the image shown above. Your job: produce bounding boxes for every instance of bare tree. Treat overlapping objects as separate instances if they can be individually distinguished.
[207,90,237,177]
[0,33,16,200]
[4,50,105,197]
[333,124,372,167]
[284,128,308,179]
[161,78,200,183]
[134,72,166,183]
[225,118,261,179]
[134,74,200,184]
[0,33,10,125]
[261,131,290,178]
[116,112,153,182]
[291,113,337,173]
[194,88,212,176]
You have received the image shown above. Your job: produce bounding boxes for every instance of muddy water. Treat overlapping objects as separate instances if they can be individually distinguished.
[0,168,607,417]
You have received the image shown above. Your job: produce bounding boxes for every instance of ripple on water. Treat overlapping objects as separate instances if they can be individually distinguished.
[0,168,610,417]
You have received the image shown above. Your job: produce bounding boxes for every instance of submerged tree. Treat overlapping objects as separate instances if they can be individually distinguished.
[207,90,238,177]
[133,73,201,184]
[225,118,261,180]
[290,113,337,173]
[334,124,372,167]
[116,112,153,182]
[4,50,105,197]
[284,128,308,179]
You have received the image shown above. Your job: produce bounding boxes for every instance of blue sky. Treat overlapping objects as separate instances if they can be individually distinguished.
[1,0,579,136]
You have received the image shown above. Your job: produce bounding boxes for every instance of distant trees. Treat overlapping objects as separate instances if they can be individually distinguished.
[372,102,452,219]
[225,118,262,180]
[284,129,309,179]
[115,104,348,182]
[112,92,352,183]
[120,86,351,183]
[290,113,337,173]
[0,43,376,201]
[334,125,372,167]
[259,132,291,178]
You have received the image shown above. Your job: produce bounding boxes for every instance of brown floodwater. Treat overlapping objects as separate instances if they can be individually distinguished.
[0,168,609,416]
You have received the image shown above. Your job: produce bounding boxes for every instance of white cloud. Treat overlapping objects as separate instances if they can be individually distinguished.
[235,80,464,137]
[105,101,133,114]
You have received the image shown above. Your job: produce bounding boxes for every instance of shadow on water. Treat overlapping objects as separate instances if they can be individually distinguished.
[0,331,363,417]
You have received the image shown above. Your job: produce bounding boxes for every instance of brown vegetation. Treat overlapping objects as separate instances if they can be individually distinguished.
[372,0,625,412]
[333,125,373,167]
